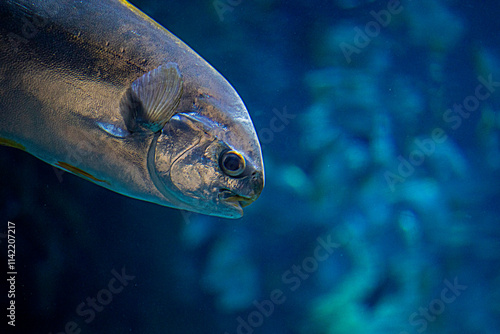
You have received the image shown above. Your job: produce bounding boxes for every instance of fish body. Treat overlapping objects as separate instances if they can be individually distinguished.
[0,0,264,218]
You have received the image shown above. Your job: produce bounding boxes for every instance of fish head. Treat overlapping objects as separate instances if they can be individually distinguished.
[150,68,265,218]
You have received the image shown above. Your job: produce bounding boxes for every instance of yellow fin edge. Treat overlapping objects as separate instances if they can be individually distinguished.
[56,161,111,186]
[0,137,26,151]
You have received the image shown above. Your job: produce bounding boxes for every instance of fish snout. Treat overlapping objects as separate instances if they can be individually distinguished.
[240,169,264,207]
[249,170,264,200]
[219,169,264,210]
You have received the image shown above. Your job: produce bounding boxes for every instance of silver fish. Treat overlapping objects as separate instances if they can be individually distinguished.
[0,0,264,218]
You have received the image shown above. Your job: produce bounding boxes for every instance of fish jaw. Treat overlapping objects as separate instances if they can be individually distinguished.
[218,171,264,217]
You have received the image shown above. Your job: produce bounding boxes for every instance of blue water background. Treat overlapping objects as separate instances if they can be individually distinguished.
[1,0,499,333]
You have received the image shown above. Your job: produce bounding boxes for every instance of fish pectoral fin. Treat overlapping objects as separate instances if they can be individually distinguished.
[120,62,183,134]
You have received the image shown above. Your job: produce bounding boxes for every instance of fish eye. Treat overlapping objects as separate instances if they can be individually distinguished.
[220,150,246,177]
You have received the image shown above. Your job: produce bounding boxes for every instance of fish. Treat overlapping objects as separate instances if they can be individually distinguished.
[0,0,264,218]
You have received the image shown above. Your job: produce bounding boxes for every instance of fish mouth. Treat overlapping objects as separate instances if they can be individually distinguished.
[218,189,256,214]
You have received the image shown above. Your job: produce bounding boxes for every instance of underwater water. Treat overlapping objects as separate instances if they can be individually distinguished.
[1,0,500,333]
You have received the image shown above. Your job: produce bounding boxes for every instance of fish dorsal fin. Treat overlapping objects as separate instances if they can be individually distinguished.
[121,63,183,134]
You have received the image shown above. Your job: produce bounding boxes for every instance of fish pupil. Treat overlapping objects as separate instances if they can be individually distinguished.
[220,150,246,177]
[224,153,242,171]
